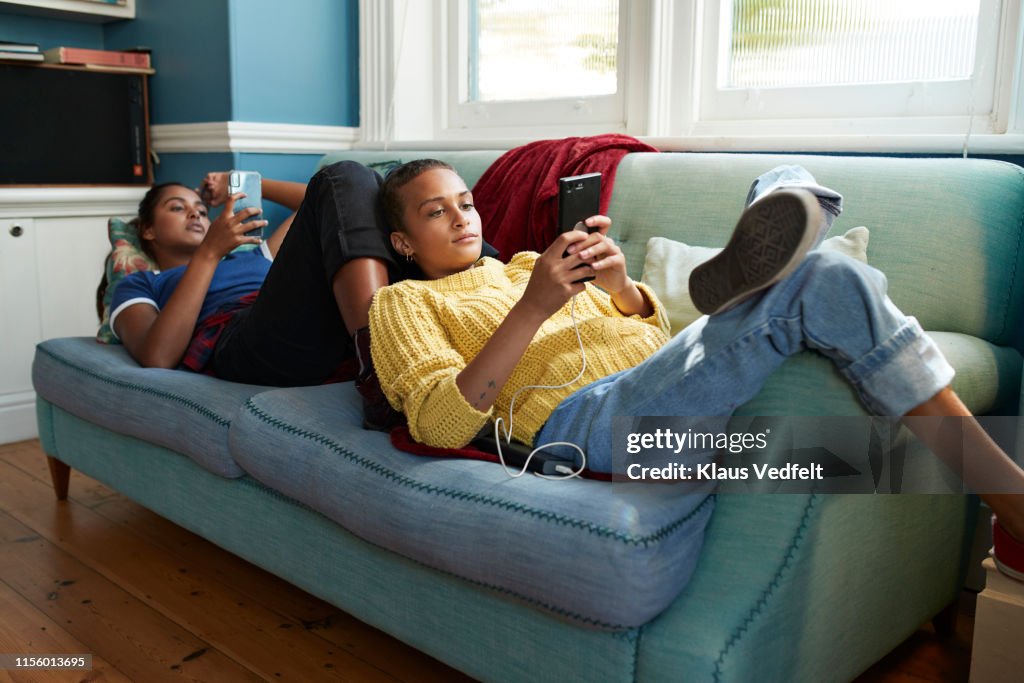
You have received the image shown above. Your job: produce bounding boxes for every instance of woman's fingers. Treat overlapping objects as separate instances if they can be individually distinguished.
[591,252,624,271]
[584,215,612,234]
[232,206,263,223]
[570,234,620,264]
[201,172,231,206]
[222,192,242,215]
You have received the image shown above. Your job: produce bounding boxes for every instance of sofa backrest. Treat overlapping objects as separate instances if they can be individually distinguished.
[318,150,1024,348]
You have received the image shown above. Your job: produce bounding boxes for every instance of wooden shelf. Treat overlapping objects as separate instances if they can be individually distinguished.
[0,59,152,74]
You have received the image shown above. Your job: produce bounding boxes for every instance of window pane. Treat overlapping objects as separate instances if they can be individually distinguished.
[728,0,980,88]
[469,0,618,102]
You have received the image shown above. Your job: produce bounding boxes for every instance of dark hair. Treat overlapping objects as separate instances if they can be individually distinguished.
[133,181,193,259]
[96,181,191,321]
[380,159,456,230]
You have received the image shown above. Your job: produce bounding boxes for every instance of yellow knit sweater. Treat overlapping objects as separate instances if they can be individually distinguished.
[369,253,671,449]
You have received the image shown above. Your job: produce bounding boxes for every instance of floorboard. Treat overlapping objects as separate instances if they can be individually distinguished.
[0,439,974,682]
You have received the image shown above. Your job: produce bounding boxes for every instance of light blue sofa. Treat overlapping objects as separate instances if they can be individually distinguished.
[33,151,1024,682]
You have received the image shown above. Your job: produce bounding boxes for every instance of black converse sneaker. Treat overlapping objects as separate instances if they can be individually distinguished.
[689,189,821,316]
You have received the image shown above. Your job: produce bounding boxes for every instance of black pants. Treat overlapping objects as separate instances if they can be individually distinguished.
[209,161,402,386]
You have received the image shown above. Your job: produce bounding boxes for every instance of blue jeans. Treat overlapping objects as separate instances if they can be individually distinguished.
[534,250,955,473]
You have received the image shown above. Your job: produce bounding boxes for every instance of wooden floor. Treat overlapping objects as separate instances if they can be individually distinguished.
[0,439,974,683]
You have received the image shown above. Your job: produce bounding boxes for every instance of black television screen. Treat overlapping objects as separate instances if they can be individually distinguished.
[0,63,151,185]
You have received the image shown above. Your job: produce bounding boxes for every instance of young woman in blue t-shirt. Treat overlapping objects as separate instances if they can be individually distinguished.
[108,161,451,429]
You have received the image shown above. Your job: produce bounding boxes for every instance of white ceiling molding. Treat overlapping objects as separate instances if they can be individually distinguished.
[151,122,361,154]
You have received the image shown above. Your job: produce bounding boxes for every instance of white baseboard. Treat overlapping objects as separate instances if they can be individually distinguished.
[0,392,38,445]
[152,122,361,155]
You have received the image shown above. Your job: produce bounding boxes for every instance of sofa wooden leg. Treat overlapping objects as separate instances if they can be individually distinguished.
[46,456,70,501]
[932,599,959,637]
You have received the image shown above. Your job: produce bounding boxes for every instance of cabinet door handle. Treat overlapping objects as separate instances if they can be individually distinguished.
[9,225,23,237]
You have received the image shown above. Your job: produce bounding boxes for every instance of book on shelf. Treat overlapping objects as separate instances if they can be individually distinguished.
[0,51,44,62]
[0,41,40,53]
[43,47,151,69]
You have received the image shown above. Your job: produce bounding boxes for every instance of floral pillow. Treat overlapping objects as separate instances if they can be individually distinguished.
[96,217,157,344]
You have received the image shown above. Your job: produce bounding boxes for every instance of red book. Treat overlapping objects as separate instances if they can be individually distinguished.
[42,47,150,68]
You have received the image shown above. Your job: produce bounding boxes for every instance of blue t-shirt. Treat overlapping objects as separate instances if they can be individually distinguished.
[109,243,272,339]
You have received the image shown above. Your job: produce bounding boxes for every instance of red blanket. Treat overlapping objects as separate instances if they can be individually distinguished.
[472,134,658,259]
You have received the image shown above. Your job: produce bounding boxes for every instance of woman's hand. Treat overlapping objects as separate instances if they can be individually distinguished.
[563,216,630,295]
[198,172,230,207]
[196,193,267,261]
[563,216,653,317]
[518,230,595,321]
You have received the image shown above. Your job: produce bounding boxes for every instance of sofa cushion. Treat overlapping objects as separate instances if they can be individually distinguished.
[229,383,716,630]
[643,227,870,335]
[33,337,270,478]
[735,331,1021,418]
[607,154,1024,347]
[318,150,505,188]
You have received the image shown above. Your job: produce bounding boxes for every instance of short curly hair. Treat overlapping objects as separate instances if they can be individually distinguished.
[380,159,456,231]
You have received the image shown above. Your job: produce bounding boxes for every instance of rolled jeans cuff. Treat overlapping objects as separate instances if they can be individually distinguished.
[842,317,955,418]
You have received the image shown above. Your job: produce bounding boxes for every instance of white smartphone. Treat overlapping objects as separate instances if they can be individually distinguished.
[227,170,263,237]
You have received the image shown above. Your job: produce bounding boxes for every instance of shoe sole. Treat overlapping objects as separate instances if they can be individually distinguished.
[689,190,821,316]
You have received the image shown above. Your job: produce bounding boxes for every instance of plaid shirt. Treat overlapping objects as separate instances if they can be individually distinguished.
[181,291,260,374]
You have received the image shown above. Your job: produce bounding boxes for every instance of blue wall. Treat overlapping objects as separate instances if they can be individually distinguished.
[154,152,321,229]
[100,0,359,127]
[237,152,324,226]
[0,11,104,49]
[104,0,232,125]
[228,0,358,126]
[154,152,235,189]
[1,0,354,216]
[104,0,356,189]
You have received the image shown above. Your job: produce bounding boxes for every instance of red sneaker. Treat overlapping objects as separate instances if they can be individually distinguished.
[992,516,1024,582]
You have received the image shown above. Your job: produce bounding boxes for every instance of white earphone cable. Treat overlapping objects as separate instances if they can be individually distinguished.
[492,295,589,479]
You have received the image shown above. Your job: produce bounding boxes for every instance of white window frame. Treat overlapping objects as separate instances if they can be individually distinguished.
[358,0,1024,153]
[358,0,651,145]
[694,0,1014,134]
[443,0,643,136]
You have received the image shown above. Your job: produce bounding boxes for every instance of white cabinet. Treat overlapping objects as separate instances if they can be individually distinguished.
[0,187,147,444]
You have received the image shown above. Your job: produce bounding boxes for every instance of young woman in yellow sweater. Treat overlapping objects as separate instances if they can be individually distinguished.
[368,158,1024,569]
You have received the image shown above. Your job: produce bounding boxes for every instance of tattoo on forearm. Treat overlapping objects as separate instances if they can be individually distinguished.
[473,381,497,409]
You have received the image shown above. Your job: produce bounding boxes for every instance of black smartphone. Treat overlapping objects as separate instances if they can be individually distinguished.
[558,172,602,283]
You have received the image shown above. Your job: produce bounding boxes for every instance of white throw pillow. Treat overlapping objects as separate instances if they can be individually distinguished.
[641,227,870,335]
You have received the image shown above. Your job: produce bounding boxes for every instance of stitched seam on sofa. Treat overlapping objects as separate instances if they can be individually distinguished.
[631,626,643,683]
[398,549,639,630]
[234,473,638,630]
[236,475,323,515]
[36,345,231,427]
[998,169,1024,345]
[712,494,820,683]
[243,398,713,547]
[611,629,639,644]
